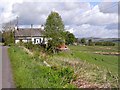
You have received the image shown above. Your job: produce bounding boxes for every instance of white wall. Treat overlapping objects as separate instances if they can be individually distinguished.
[15,37,48,44]
[22,40,27,43]
[32,38,34,44]
[40,37,43,42]
[15,40,20,44]
[44,38,48,44]
[35,39,40,44]
[15,39,27,43]
[32,37,44,44]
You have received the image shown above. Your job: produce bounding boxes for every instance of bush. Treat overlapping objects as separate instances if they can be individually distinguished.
[95,41,115,46]
[58,67,74,83]
[22,42,43,51]
[2,30,14,46]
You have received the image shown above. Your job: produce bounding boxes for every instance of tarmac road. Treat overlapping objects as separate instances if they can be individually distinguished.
[2,46,15,88]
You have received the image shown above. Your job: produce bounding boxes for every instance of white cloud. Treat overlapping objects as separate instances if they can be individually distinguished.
[11,2,92,25]
[65,24,118,38]
[0,0,23,24]
[99,2,118,13]
[72,5,118,25]
[0,1,118,38]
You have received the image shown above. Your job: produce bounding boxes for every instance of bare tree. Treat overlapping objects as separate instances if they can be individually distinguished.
[2,19,17,45]
[2,19,17,32]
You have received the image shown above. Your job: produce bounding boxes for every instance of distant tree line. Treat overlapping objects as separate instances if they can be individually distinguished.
[95,41,115,46]
[78,38,115,46]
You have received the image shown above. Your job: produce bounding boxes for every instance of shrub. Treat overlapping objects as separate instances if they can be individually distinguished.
[95,41,115,46]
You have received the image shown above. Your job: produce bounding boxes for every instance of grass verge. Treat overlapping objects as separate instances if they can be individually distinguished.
[8,45,76,88]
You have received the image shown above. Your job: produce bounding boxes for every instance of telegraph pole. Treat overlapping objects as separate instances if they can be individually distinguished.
[14,16,19,44]
[31,24,33,43]
[16,16,19,30]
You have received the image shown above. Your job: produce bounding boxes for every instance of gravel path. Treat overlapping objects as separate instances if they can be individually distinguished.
[2,46,15,88]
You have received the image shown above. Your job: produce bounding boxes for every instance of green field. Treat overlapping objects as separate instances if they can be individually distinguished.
[69,45,119,52]
[56,46,118,74]
[8,45,119,88]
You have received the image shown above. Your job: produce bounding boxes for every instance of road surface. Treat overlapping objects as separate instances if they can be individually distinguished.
[2,46,15,88]
[0,46,2,89]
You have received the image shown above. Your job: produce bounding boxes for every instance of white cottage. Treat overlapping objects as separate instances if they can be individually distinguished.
[14,28,47,44]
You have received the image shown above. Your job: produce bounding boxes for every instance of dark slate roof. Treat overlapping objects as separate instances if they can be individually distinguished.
[15,28,44,37]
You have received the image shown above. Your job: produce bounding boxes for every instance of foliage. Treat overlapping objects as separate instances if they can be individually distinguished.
[2,21,15,45]
[80,38,86,45]
[8,44,119,88]
[44,11,65,53]
[54,45,119,87]
[2,30,14,45]
[23,41,35,50]
[65,31,76,45]
[22,42,45,53]
[88,39,94,46]
[95,41,115,46]
[8,46,75,88]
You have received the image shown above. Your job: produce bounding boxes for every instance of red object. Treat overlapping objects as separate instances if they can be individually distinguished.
[57,43,68,51]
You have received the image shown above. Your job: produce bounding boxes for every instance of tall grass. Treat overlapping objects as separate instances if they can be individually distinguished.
[8,46,76,88]
[8,45,119,88]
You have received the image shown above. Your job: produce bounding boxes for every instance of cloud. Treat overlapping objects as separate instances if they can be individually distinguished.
[0,0,23,25]
[0,1,118,38]
[71,5,118,26]
[105,23,118,30]
[12,2,92,25]
[65,24,118,38]
[1,1,118,26]
[99,2,118,13]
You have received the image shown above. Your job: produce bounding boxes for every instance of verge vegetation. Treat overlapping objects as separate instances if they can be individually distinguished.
[8,44,119,88]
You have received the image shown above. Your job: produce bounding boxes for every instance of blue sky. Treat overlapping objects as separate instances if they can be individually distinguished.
[0,0,119,38]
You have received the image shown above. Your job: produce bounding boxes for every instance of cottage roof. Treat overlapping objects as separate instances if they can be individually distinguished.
[15,28,44,37]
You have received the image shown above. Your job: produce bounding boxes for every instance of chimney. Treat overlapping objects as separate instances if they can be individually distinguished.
[30,24,33,39]
[15,25,18,30]
[41,24,44,30]
[31,24,33,28]
[15,16,19,30]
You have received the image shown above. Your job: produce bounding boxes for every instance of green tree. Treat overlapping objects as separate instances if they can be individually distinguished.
[88,39,93,46]
[65,31,75,45]
[2,30,14,45]
[44,11,65,53]
[81,38,86,45]
[2,21,15,45]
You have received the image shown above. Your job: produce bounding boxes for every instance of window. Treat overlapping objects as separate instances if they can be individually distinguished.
[34,39,36,44]
[37,40,39,43]
[40,39,41,43]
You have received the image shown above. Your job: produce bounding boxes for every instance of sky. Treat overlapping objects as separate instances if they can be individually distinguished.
[0,0,119,38]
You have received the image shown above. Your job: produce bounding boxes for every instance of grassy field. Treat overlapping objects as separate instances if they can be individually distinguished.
[69,45,119,52]
[8,45,119,88]
[56,46,118,74]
